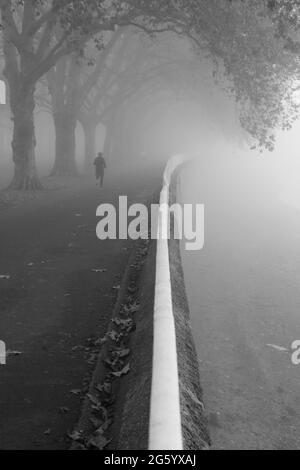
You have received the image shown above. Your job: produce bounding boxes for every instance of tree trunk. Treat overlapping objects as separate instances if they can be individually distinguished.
[9,85,43,190]
[51,112,78,176]
[82,120,97,172]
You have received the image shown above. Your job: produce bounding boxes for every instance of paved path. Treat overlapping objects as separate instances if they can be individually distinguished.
[0,174,151,450]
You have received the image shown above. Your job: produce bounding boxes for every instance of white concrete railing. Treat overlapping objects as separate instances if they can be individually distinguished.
[148,155,189,451]
[0,80,6,105]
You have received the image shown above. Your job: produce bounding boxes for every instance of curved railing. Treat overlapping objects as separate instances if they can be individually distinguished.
[148,155,189,450]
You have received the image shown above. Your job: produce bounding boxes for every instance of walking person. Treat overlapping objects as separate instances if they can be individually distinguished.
[94,152,107,189]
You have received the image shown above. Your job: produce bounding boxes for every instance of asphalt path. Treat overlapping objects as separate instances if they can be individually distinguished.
[0,173,154,450]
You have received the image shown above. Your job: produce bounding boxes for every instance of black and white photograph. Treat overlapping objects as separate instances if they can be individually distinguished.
[0,0,300,455]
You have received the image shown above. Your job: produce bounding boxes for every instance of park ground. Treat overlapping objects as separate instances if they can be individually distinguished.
[0,171,156,450]
[181,158,300,450]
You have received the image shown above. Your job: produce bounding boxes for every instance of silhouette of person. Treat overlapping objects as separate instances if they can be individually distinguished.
[94,152,107,188]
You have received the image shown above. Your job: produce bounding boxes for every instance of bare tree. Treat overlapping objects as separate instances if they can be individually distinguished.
[0,0,194,189]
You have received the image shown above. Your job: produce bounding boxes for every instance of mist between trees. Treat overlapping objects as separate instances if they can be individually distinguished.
[0,0,300,190]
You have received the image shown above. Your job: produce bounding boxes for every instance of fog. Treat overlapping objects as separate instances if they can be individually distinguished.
[2,25,300,449]
[174,67,300,450]
[2,0,300,451]
[2,49,300,200]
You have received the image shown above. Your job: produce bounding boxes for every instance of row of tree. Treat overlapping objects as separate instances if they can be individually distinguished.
[1,0,300,190]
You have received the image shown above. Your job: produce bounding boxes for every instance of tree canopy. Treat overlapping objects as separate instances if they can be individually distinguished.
[1,0,300,188]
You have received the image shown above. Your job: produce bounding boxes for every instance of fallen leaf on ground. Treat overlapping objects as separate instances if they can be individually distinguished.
[104,357,119,369]
[87,353,98,365]
[112,348,130,359]
[7,350,23,357]
[68,242,79,249]
[94,418,112,435]
[90,417,103,429]
[91,402,108,417]
[101,419,112,432]
[72,443,86,450]
[59,407,70,414]
[94,336,107,347]
[87,435,110,450]
[183,387,205,411]
[107,330,123,343]
[111,363,130,378]
[112,317,134,332]
[96,382,112,395]
[267,344,288,352]
[124,302,140,315]
[87,394,100,406]
[68,430,83,442]
[127,286,137,294]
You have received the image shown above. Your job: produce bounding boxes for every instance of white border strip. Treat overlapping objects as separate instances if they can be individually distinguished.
[148,155,188,451]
